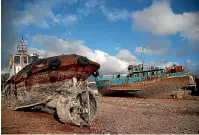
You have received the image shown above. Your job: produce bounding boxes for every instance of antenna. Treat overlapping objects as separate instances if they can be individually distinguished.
[184,61,189,72]
[138,46,146,71]
[17,37,27,53]
[160,63,164,69]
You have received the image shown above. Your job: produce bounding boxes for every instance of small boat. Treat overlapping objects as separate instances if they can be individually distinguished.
[3,37,100,126]
[95,47,196,98]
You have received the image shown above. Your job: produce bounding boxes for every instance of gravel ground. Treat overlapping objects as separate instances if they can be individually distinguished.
[95,96,199,134]
[2,96,199,134]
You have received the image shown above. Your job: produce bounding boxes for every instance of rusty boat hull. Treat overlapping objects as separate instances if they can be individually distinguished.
[3,54,100,126]
[12,54,100,85]
[96,74,196,98]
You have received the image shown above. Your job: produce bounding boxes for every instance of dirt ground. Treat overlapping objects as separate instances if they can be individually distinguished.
[2,95,199,134]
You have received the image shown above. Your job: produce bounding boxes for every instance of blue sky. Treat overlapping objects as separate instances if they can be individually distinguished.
[1,0,199,74]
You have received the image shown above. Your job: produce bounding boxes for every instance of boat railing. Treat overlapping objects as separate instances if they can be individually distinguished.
[95,76,144,87]
[96,71,190,87]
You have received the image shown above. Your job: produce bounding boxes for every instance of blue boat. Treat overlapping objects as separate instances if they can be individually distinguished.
[95,47,196,98]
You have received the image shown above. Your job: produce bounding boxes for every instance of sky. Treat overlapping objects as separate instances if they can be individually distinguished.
[1,0,199,75]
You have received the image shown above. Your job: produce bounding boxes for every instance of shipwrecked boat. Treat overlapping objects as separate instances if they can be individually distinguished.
[95,47,197,98]
[2,37,100,126]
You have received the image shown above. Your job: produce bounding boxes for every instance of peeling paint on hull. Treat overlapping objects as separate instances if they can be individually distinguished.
[97,75,195,98]
[3,54,100,126]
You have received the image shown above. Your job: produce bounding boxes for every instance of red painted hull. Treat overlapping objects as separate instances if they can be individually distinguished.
[9,54,100,87]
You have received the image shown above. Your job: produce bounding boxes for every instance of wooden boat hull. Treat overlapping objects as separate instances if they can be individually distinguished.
[3,54,100,126]
[97,75,196,98]
[10,54,100,86]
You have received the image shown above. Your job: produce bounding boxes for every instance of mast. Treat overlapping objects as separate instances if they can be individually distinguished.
[139,46,146,71]
[17,36,27,68]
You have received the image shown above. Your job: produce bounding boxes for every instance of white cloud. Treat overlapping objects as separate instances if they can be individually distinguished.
[114,47,121,51]
[100,5,130,21]
[65,31,72,37]
[1,68,10,74]
[135,46,150,54]
[52,14,80,26]
[32,35,138,73]
[116,49,137,64]
[160,62,178,68]
[191,64,199,75]
[84,0,100,8]
[132,1,199,40]
[186,63,199,75]
[147,60,178,69]
[14,1,55,28]
[93,50,130,73]
[77,0,130,21]
[13,0,131,28]
[62,15,79,25]
[186,59,192,65]
[135,46,167,55]
[28,47,47,57]
[135,39,170,55]
[13,1,81,28]
[77,0,105,17]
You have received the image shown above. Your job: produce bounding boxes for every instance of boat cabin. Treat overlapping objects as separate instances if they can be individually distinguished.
[8,37,42,79]
[9,54,29,73]
[128,64,186,79]
[127,64,165,79]
[102,72,127,79]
